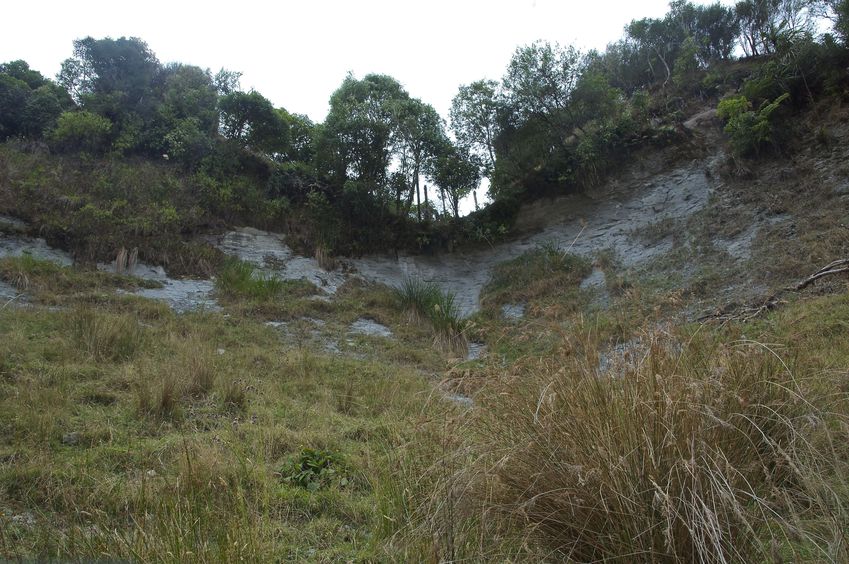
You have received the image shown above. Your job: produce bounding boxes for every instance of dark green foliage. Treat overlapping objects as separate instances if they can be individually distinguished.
[3,8,849,263]
[0,61,72,140]
[432,146,481,219]
[449,79,500,175]
[219,90,288,155]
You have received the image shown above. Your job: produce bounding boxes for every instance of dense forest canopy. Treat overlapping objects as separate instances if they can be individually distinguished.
[1,0,847,256]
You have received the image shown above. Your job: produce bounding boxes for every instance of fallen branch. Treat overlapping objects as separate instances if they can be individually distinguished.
[700,257,849,323]
[791,258,849,291]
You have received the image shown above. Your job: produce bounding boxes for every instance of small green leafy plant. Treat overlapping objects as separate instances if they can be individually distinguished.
[281,448,348,492]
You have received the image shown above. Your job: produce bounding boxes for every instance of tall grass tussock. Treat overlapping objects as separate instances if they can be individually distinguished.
[439,327,849,562]
[394,277,468,352]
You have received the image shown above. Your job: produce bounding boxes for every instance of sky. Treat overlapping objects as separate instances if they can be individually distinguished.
[3,0,688,123]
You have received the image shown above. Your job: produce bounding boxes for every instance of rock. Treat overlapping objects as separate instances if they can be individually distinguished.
[501,303,525,321]
[349,318,393,339]
[833,181,849,196]
[61,432,81,446]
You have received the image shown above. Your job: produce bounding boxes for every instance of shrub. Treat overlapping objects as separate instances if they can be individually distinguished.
[394,277,468,351]
[281,448,348,491]
[394,277,441,322]
[49,110,112,153]
[717,93,790,156]
[428,290,468,352]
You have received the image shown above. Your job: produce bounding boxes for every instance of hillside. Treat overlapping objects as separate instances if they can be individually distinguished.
[2,1,849,561]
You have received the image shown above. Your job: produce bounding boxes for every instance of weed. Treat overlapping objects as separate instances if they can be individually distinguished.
[393,277,441,322]
[282,448,349,491]
[220,378,248,412]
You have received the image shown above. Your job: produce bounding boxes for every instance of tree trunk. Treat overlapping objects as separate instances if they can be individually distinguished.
[473,190,479,211]
[415,167,421,223]
[423,184,430,221]
[440,187,447,218]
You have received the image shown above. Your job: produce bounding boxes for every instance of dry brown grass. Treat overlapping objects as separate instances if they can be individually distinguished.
[422,324,849,562]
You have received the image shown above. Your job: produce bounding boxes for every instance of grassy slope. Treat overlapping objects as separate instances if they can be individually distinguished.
[1,104,848,562]
[0,259,459,562]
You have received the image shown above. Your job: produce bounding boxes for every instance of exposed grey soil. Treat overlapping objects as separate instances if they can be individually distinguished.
[4,107,846,320]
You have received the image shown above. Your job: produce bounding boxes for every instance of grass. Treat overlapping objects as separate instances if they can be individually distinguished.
[389,292,849,562]
[481,243,592,319]
[0,254,162,304]
[214,258,288,301]
[66,306,146,362]
[394,277,468,352]
[0,287,454,561]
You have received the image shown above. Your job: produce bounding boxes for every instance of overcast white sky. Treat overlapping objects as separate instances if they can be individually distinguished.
[3,0,702,123]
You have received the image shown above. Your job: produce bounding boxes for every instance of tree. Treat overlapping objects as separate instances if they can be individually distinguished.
[0,60,50,89]
[627,16,683,86]
[811,0,849,42]
[277,109,317,162]
[219,90,288,155]
[735,0,819,56]
[213,68,242,96]
[432,145,481,219]
[318,73,409,197]
[449,79,500,176]
[669,1,740,62]
[148,64,219,161]
[502,42,586,127]
[58,36,160,110]
[0,61,72,140]
[0,74,29,139]
[391,98,447,221]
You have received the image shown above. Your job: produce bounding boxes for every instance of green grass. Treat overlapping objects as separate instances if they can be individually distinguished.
[480,244,592,318]
[394,277,468,352]
[2,216,848,562]
[0,254,162,303]
[0,299,452,561]
[215,259,288,301]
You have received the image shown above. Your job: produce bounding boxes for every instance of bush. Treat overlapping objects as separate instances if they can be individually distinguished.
[281,448,348,491]
[717,93,790,156]
[49,110,112,153]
